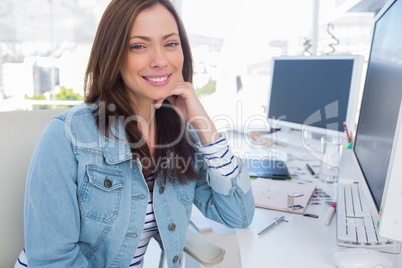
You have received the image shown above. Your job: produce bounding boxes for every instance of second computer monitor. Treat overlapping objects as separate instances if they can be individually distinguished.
[266,55,364,137]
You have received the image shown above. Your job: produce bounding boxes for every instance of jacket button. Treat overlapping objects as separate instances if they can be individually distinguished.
[159,186,165,194]
[168,223,176,231]
[104,177,112,188]
[173,255,179,263]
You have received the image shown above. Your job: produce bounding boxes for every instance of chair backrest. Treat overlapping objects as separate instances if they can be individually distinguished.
[0,109,64,267]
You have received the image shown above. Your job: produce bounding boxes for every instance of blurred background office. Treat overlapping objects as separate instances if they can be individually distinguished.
[0,0,386,124]
[0,1,396,267]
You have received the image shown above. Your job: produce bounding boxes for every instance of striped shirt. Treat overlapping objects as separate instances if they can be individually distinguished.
[15,133,237,267]
[129,173,157,268]
[197,133,239,178]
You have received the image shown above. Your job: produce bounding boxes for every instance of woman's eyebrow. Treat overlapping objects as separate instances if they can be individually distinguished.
[130,33,179,41]
[162,33,179,40]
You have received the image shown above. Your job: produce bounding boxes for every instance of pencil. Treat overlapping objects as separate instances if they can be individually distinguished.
[343,121,352,143]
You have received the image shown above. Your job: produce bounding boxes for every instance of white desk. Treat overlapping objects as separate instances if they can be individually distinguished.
[237,183,339,267]
[228,131,402,267]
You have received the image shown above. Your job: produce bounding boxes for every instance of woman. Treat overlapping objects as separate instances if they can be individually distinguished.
[16,0,254,267]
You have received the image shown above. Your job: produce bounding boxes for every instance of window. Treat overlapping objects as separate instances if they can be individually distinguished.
[0,0,380,114]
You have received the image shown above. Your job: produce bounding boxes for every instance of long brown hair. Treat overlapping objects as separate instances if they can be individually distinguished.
[84,0,201,183]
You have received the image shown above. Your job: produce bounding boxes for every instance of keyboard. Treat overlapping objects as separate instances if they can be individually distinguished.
[337,182,400,253]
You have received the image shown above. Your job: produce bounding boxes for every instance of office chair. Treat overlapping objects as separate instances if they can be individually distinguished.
[0,109,225,268]
[157,221,225,268]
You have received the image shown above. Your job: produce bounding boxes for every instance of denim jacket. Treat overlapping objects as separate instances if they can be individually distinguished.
[24,103,255,267]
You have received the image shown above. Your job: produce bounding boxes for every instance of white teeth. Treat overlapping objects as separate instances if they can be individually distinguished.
[146,76,168,82]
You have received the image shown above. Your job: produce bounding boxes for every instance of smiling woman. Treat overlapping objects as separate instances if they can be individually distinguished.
[120,5,184,110]
[15,0,255,267]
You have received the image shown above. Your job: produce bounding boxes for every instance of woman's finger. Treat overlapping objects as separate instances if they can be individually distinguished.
[155,99,165,109]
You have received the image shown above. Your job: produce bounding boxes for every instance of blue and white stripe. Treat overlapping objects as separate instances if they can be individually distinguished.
[197,133,239,178]
[129,173,158,268]
[15,248,27,267]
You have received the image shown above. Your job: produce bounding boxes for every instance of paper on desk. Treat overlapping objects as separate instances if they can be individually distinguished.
[251,178,316,214]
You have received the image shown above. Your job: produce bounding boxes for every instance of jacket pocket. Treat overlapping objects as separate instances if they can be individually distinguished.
[79,165,125,223]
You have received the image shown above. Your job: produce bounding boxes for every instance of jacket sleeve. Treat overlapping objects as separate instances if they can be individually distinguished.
[190,131,255,228]
[24,118,88,267]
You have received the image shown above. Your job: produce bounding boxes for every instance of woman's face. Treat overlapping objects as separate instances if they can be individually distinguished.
[120,4,184,107]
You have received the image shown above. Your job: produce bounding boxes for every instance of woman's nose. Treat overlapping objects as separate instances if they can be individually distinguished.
[151,47,168,69]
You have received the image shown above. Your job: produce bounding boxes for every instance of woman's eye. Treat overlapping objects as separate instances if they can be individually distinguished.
[131,44,145,49]
[166,42,179,47]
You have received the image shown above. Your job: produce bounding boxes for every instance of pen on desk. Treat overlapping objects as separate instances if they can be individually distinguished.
[343,121,352,143]
[303,213,319,218]
[306,163,315,175]
[258,216,285,236]
[323,203,337,225]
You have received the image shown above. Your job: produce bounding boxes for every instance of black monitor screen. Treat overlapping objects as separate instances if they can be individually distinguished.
[354,0,402,211]
[268,57,357,133]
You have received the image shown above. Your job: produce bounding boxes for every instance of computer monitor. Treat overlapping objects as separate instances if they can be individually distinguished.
[380,103,402,242]
[340,0,402,249]
[370,0,402,242]
[353,0,402,213]
[266,55,364,138]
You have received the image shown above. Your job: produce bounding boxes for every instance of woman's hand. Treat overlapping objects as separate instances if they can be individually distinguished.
[155,76,219,145]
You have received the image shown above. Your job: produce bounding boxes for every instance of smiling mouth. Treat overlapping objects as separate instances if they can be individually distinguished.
[143,74,171,82]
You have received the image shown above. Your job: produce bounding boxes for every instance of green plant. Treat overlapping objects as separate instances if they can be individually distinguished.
[55,86,84,108]
[24,94,52,110]
[196,80,216,98]
[25,86,84,110]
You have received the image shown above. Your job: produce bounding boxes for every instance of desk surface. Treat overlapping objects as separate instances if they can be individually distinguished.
[237,183,340,267]
[229,131,402,267]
